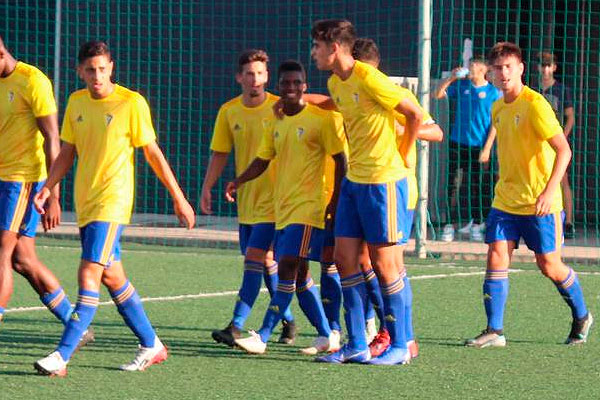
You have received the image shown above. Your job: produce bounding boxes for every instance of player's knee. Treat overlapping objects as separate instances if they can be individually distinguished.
[245,247,267,264]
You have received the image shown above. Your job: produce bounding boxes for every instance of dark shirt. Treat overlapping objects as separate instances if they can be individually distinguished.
[539,81,573,126]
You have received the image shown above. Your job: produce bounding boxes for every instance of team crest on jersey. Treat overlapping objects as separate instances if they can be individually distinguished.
[478,91,487,99]
[296,127,304,138]
[77,115,83,123]
[514,114,520,126]
[233,123,242,131]
[352,92,359,103]
[495,116,500,125]
[274,131,279,138]
[105,113,113,126]
[7,91,15,102]
[335,96,341,105]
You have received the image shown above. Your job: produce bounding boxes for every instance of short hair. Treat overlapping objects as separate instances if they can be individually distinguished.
[311,19,356,49]
[237,49,269,73]
[488,42,522,64]
[538,51,556,66]
[352,38,380,64]
[277,59,306,81]
[78,41,111,64]
[470,55,487,65]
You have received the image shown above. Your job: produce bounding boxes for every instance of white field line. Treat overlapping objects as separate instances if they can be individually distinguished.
[6,269,600,315]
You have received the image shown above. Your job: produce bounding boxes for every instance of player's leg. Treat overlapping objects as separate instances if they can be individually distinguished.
[465,209,517,348]
[561,173,575,238]
[263,248,296,345]
[525,212,591,344]
[319,240,342,334]
[12,236,73,325]
[296,259,339,355]
[399,208,418,358]
[359,241,385,346]
[442,142,460,241]
[0,180,35,321]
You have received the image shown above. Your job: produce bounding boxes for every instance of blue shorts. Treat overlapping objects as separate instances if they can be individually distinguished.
[274,224,324,262]
[238,223,275,255]
[79,222,124,267]
[334,177,409,244]
[0,180,45,237]
[485,208,564,254]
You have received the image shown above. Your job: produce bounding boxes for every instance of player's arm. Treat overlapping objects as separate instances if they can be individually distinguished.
[142,141,195,229]
[224,157,270,202]
[200,151,229,214]
[563,106,575,138]
[36,113,61,231]
[535,133,572,216]
[395,98,423,167]
[417,123,443,142]
[33,142,76,214]
[433,67,461,99]
[325,152,347,230]
[479,126,496,164]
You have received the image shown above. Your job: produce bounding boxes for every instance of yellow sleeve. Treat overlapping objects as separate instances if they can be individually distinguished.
[131,94,157,147]
[60,100,75,144]
[210,105,233,153]
[256,126,276,160]
[321,112,346,155]
[530,97,563,141]
[28,72,57,118]
[361,67,408,111]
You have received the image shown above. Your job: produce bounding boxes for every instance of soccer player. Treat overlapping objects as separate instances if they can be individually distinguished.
[228,60,346,355]
[201,49,295,347]
[311,19,423,365]
[350,38,443,358]
[0,36,92,342]
[465,42,592,348]
[537,52,576,238]
[435,56,500,242]
[33,41,195,376]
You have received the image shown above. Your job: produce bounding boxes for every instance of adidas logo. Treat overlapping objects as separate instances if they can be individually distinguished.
[322,298,331,304]
[77,115,83,122]
[384,314,396,322]
[71,312,80,321]
[234,123,241,131]
[269,305,280,313]
[105,113,113,126]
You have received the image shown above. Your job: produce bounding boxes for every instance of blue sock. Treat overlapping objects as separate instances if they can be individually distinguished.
[297,277,331,337]
[402,273,414,341]
[381,277,407,349]
[340,273,368,350]
[258,279,295,343]
[555,267,588,320]
[232,261,264,329]
[264,262,294,323]
[320,263,341,332]
[57,289,99,361]
[483,269,509,332]
[110,280,156,347]
[363,268,385,326]
[41,287,73,325]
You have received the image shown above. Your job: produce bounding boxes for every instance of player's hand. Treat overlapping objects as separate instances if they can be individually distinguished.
[200,189,212,215]
[33,187,51,215]
[42,195,61,232]
[174,198,195,229]
[479,148,491,164]
[535,191,554,216]
[225,181,237,202]
[450,67,462,79]
[272,98,284,120]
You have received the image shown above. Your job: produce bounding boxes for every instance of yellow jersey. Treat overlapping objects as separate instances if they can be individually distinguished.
[257,104,345,230]
[210,93,278,224]
[0,61,57,182]
[61,85,156,227]
[327,60,410,184]
[491,86,564,215]
[394,90,434,210]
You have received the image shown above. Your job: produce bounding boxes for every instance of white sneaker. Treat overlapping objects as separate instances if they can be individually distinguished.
[441,224,455,242]
[34,351,68,377]
[234,330,267,354]
[457,219,474,234]
[470,223,485,242]
[366,317,378,343]
[300,330,341,355]
[119,337,168,371]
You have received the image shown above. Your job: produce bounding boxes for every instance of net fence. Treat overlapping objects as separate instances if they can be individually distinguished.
[3,0,599,263]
